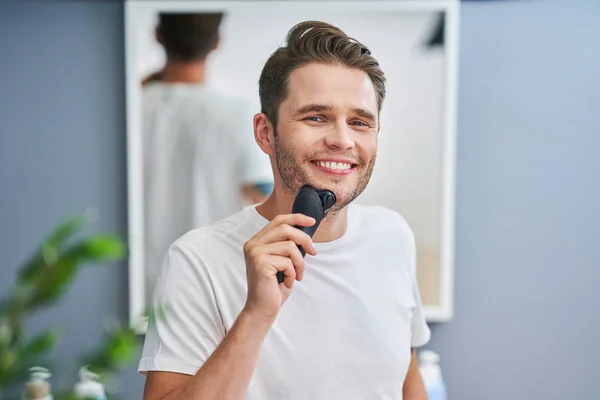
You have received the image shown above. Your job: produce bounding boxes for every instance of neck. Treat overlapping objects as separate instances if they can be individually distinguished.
[255,187,349,243]
[160,59,207,84]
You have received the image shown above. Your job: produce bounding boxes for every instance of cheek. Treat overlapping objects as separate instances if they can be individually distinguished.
[358,134,378,159]
[290,129,322,157]
[276,134,310,162]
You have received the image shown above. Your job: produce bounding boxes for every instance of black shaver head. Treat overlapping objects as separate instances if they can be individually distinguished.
[277,185,336,284]
[315,188,336,218]
[292,185,336,227]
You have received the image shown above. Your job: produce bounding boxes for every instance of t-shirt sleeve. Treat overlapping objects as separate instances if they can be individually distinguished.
[409,272,431,348]
[236,102,274,185]
[138,240,225,376]
[408,230,432,348]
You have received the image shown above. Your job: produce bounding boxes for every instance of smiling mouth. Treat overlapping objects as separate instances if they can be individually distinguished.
[310,160,358,172]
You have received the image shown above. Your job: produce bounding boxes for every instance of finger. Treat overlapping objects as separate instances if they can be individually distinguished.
[267,255,294,274]
[282,265,296,289]
[267,214,316,231]
[250,213,316,250]
[268,255,296,288]
[262,241,306,281]
[256,224,317,256]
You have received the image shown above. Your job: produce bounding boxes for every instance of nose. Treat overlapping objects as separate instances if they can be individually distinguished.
[323,123,356,151]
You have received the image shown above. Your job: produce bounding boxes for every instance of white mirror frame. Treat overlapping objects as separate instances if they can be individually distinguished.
[125,0,460,333]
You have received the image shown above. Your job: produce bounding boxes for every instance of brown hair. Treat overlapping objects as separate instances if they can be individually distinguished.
[158,12,223,61]
[258,21,386,130]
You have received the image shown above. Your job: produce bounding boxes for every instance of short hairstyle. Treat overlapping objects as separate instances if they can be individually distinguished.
[259,21,386,129]
[158,12,224,61]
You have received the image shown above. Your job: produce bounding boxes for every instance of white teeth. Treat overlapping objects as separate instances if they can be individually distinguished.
[316,161,351,170]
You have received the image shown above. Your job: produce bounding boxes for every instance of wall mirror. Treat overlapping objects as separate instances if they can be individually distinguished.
[125,0,460,332]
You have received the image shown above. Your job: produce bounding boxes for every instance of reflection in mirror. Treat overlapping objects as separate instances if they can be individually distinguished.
[125,1,459,331]
[138,11,275,309]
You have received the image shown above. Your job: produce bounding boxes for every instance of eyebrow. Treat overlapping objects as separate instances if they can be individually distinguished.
[351,107,376,123]
[293,103,377,123]
[293,103,333,117]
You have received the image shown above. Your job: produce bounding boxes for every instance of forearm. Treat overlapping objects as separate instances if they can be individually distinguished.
[403,349,428,400]
[165,309,272,400]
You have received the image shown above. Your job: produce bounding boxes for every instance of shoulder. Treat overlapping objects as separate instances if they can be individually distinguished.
[142,85,254,145]
[141,83,162,105]
[210,89,252,112]
[142,84,251,117]
[189,87,253,128]
[165,208,258,273]
[349,203,416,260]
[350,203,414,241]
[349,203,418,276]
[193,87,250,114]
[208,92,255,143]
[190,89,254,141]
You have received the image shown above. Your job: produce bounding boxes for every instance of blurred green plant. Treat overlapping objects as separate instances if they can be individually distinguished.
[0,210,140,400]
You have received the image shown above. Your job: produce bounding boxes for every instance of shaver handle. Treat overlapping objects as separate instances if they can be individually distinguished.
[276,224,319,283]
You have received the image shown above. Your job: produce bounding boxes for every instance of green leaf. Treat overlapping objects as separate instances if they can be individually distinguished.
[27,258,78,309]
[17,252,48,286]
[0,318,13,348]
[0,347,18,377]
[78,234,125,261]
[19,329,62,360]
[45,214,89,248]
[18,215,88,284]
[0,210,138,395]
[79,326,140,377]
[24,235,124,310]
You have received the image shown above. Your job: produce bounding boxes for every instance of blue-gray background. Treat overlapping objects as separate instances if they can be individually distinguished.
[1,0,598,398]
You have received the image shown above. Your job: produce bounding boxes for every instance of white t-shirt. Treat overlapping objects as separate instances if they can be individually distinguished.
[142,83,273,304]
[139,202,431,399]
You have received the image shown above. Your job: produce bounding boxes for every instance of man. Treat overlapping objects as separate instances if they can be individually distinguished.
[139,20,431,400]
[142,12,274,303]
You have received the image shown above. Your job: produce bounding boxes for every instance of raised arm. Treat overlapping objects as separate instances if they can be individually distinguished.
[141,213,317,400]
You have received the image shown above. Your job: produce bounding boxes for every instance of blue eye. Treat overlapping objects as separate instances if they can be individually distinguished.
[305,116,323,122]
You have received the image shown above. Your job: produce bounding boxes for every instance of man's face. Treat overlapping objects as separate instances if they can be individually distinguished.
[273,63,380,211]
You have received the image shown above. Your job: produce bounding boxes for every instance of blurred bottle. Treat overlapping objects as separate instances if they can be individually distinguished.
[419,350,447,400]
[22,366,53,400]
[73,366,107,400]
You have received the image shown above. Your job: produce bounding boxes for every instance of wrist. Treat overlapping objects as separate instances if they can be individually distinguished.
[238,306,276,333]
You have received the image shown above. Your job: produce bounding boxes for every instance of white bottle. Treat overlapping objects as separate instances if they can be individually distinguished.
[73,366,107,400]
[418,350,447,400]
[22,366,53,400]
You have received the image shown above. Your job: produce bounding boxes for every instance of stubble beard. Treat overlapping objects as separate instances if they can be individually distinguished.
[273,135,377,214]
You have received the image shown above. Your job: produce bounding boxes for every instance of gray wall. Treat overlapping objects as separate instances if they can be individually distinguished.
[0,0,598,399]
[0,0,144,396]
[427,1,600,399]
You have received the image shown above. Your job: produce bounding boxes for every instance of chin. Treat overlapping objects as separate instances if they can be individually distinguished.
[308,175,362,202]
[314,183,357,208]
[284,162,367,206]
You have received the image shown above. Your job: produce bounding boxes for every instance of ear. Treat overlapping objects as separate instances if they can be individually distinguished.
[254,113,276,156]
